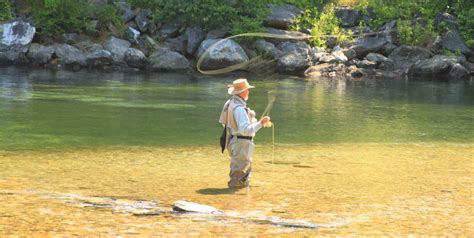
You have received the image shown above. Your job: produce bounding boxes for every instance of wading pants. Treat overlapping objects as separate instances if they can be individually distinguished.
[227,137,254,188]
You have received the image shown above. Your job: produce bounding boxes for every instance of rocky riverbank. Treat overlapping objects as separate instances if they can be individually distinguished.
[1,2,473,80]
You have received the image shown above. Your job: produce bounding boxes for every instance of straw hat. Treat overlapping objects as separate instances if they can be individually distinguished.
[227,78,255,95]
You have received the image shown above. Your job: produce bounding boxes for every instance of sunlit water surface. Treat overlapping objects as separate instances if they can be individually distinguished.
[0,67,473,236]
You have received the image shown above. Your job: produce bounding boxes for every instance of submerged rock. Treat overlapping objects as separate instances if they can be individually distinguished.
[172,200,223,214]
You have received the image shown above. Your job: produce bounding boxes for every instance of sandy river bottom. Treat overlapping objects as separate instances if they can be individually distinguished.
[0,143,472,236]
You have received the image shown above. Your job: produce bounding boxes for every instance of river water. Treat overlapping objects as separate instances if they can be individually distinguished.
[0,66,472,236]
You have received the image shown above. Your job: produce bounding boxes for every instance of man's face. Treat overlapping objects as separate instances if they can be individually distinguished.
[240,89,249,101]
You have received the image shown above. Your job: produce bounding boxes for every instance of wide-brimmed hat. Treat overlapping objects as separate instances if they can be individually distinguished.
[227,78,255,95]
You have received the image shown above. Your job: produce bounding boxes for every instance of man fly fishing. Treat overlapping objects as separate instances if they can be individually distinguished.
[219,78,271,189]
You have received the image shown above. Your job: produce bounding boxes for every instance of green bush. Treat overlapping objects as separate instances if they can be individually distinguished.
[28,0,124,41]
[28,0,90,40]
[0,0,13,22]
[458,7,474,47]
[291,3,352,48]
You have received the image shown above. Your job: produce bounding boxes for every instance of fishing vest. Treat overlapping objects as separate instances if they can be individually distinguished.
[219,97,257,133]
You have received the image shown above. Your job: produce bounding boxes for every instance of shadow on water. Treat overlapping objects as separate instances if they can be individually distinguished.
[196,188,239,195]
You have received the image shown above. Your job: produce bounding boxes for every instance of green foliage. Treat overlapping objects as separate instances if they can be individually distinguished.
[29,0,90,39]
[0,0,13,22]
[458,7,474,47]
[93,4,124,32]
[28,0,124,41]
[291,3,352,48]
[397,19,435,46]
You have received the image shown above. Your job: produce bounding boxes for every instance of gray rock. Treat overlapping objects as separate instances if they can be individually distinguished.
[427,35,443,52]
[335,7,361,27]
[255,40,280,58]
[408,55,452,76]
[337,48,356,60]
[206,29,228,40]
[117,2,137,23]
[148,47,191,71]
[173,200,223,214]
[27,43,54,65]
[159,21,182,39]
[185,26,205,55]
[103,36,131,62]
[52,43,87,67]
[380,42,397,56]
[0,50,27,64]
[442,30,471,55]
[197,38,249,70]
[319,53,339,63]
[388,45,432,69]
[349,37,387,58]
[304,63,335,78]
[277,41,312,71]
[0,19,36,52]
[135,8,152,33]
[366,53,394,70]
[74,41,103,53]
[356,59,377,69]
[163,34,187,54]
[124,48,148,68]
[378,20,398,44]
[332,50,348,62]
[434,12,458,30]
[448,63,470,79]
[126,27,140,44]
[86,49,113,67]
[136,35,157,57]
[265,4,301,30]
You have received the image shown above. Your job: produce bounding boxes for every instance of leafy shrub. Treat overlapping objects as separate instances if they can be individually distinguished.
[457,7,474,47]
[28,0,124,41]
[28,0,90,40]
[0,0,13,22]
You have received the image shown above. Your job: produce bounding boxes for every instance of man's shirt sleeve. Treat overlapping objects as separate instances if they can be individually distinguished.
[234,106,262,136]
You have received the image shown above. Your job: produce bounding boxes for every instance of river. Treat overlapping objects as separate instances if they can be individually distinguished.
[0,66,472,236]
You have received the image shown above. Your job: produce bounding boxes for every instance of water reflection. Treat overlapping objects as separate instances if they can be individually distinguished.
[0,66,473,150]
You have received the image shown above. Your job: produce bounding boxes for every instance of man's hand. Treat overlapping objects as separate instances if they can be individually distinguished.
[260,116,271,127]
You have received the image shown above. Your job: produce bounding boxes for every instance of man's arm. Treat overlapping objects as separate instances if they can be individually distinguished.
[234,106,262,136]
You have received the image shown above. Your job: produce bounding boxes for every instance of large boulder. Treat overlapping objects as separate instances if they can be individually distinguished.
[86,49,113,67]
[277,41,312,72]
[124,48,148,68]
[349,37,387,58]
[52,43,87,67]
[148,47,191,71]
[366,53,394,70]
[0,19,36,52]
[408,55,453,76]
[103,36,131,62]
[388,45,432,69]
[265,4,301,30]
[0,51,27,64]
[442,30,471,55]
[185,26,205,55]
[335,7,361,27]
[27,43,54,65]
[448,63,470,79]
[196,38,249,70]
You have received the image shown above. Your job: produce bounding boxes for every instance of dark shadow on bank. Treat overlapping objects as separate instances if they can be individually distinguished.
[196,188,240,195]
